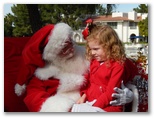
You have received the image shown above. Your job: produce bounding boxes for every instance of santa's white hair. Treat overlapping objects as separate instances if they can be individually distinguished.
[43,22,74,61]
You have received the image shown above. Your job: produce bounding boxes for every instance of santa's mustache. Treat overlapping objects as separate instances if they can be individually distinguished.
[62,47,74,55]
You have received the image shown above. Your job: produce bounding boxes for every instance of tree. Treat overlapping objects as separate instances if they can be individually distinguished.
[4,4,117,37]
[4,13,13,37]
[106,4,117,15]
[11,4,32,37]
[133,4,148,41]
[38,4,101,29]
[133,4,148,13]
[26,4,42,33]
[138,17,148,36]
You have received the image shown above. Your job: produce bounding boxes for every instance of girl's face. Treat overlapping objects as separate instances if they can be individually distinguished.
[88,40,107,62]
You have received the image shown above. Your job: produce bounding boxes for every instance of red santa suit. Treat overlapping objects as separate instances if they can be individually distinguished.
[14,23,89,112]
[24,44,89,112]
[84,58,139,112]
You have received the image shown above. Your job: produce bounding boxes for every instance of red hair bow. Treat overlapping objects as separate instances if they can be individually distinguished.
[82,18,93,40]
[82,27,89,40]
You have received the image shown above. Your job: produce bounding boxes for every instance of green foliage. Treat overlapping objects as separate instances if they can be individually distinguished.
[133,4,148,13]
[4,13,13,37]
[133,4,148,37]
[106,4,117,15]
[5,4,32,37]
[38,4,101,30]
[138,17,148,36]
[4,4,116,37]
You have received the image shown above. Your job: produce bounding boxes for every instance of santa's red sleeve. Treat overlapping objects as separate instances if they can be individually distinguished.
[24,76,59,112]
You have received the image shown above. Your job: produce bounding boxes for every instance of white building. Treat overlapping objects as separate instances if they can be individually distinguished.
[73,11,148,43]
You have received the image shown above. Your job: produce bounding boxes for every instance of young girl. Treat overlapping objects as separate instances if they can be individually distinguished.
[73,25,139,112]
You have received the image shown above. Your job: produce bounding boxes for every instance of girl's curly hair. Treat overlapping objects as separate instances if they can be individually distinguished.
[86,25,126,65]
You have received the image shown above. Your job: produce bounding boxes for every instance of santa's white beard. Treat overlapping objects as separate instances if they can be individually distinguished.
[52,45,89,75]
[35,44,90,90]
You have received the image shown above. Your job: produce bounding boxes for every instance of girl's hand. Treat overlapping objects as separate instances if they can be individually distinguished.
[76,94,86,104]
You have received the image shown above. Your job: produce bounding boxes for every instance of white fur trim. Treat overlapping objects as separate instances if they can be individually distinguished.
[43,23,73,61]
[14,83,26,96]
[126,83,139,112]
[56,73,86,93]
[39,94,75,112]
[35,64,60,80]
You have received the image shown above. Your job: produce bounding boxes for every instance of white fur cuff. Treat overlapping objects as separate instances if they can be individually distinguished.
[40,94,75,112]
[14,83,26,96]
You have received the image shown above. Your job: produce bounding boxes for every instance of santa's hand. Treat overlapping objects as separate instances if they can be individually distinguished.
[71,102,105,112]
[110,81,134,106]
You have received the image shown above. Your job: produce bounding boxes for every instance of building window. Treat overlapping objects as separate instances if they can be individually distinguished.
[129,22,137,29]
[107,22,117,29]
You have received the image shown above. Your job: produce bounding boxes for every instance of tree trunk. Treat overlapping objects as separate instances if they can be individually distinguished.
[26,4,42,33]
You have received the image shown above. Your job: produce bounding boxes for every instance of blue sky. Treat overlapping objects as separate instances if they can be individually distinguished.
[3,4,140,16]
[4,4,13,15]
[114,4,140,12]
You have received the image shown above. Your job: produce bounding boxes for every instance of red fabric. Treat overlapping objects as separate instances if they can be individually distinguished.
[85,18,93,23]
[4,37,31,112]
[24,77,59,112]
[17,24,54,86]
[85,59,138,112]
[82,27,89,40]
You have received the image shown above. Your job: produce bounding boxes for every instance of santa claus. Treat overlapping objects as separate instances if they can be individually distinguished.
[14,22,134,112]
